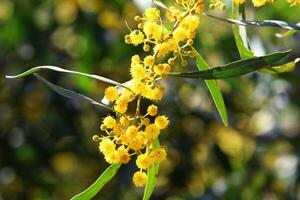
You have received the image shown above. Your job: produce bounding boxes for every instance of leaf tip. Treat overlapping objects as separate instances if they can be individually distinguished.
[5,75,14,79]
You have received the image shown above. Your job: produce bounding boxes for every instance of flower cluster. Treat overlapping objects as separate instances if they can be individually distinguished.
[93,0,204,187]
[234,0,300,7]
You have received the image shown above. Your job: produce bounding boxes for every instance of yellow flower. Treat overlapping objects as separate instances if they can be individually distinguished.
[287,0,300,6]
[155,115,169,129]
[145,124,160,139]
[147,105,158,116]
[133,171,148,187]
[131,55,141,63]
[129,30,144,46]
[129,133,146,150]
[117,146,130,164]
[144,55,155,67]
[151,87,164,101]
[173,27,186,42]
[252,0,267,7]
[120,116,130,127]
[103,116,116,129]
[104,86,118,101]
[130,63,146,81]
[136,153,153,169]
[126,125,139,136]
[234,0,246,3]
[99,138,115,154]
[144,7,160,21]
[143,21,163,41]
[104,150,119,164]
[149,148,167,163]
[181,15,200,31]
[114,104,128,114]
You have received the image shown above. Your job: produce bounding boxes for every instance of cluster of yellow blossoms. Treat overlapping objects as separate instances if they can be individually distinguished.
[92,0,204,187]
[234,0,300,7]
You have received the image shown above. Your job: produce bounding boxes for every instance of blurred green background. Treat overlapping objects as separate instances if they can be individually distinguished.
[1,0,300,199]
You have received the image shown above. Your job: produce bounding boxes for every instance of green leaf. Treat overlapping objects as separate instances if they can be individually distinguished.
[5,65,130,91]
[143,139,160,200]
[168,50,291,79]
[193,48,228,126]
[33,74,112,110]
[71,163,121,200]
[259,58,299,74]
[276,29,298,38]
[232,3,254,59]
[204,12,300,30]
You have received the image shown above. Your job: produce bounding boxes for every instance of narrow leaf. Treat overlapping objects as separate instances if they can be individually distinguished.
[231,3,254,59]
[71,163,121,200]
[5,65,131,91]
[275,23,299,38]
[193,48,228,126]
[143,139,160,200]
[168,50,291,79]
[34,74,111,110]
[259,58,299,74]
[203,13,300,31]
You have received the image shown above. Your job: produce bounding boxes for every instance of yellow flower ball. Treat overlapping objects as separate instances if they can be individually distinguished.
[147,105,158,116]
[145,124,160,139]
[144,7,160,21]
[133,171,148,187]
[103,116,116,129]
[129,30,144,46]
[252,0,267,6]
[99,138,115,154]
[104,86,119,101]
[136,154,153,169]
[149,148,167,163]
[144,55,155,67]
[155,115,169,129]
[117,146,130,164]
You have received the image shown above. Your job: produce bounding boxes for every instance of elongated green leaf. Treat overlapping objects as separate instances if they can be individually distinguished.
[193,49,228,126]
[276,29,298,38]
[231,4,297,74]
[231,3,254,59]
[204,13,300,31]
[259,58,300,74]
[143,139,160,200]
[71,163,121,200]
[5,65,131,91]
[34,74,112,110]
[168,50,291,79]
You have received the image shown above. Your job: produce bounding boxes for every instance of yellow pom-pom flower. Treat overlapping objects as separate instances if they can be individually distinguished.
[117,146,130,164]
[144,55,155,67]
[136,153,153,169]
[99,138,116,154]
[104,86,119,101]
[147,105,158,116]
[144,7,160,21]
[133,171,148,187]
[145,124,160,139]
[103,116,116,129]
[252,0,267,7]
[129,30,144,46]
[149,148,167,163]
[155,115,169,129]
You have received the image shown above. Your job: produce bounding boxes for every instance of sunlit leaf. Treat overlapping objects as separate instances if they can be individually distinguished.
[143,139,160,200]
[193,48,228,126]
[231,3,254,59]
[34,74,112,110]
[259,58,299,74]
[169,50,291,79]
[5,65,130,91]
[203,13,300,31]
[71,163,121,200]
